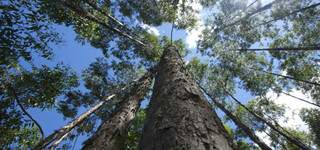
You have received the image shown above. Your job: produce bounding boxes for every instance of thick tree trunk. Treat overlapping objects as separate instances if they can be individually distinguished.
[139,46,235,150]
[82,72,153,150]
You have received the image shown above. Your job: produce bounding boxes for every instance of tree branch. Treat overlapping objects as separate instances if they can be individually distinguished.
[60,0,147,46]
[254,2,320,28]
[217,1,277,31]
[237,46,320,51]
[34,71,154,149]
[248,67,320,87]
[34,94,115,149]
[226,91,311,150]
[198,84,272,150]
[281,91,320,108]
[84,1,125,27]
[15,97,45,140]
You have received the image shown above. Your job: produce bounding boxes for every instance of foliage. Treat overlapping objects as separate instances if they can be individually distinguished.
[118,0,201,29]
[300,108,320,149]
[125,110,146,150]
[0,0,78,147]
[197,1,320,147]
[0,64,78,148]
[1,0,320,149]
[0,0,61,67]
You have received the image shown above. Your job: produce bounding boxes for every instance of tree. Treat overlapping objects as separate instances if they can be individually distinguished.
[82,71,153,149]
[2,0,320,149]
[139,46,235,149]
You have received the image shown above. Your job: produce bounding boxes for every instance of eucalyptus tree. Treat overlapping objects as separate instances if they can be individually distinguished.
[2,0,320,149]
[198,0,320,149]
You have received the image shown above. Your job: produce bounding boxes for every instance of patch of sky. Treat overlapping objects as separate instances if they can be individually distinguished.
[26,24,105,148]
[26,1,284,146]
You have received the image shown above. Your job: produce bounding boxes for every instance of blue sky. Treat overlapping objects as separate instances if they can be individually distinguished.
[3,0,318,149]
[25,0,272,149]
[27,1,317,147]
[29,25,104,149]
[27,22,256,149]
[2,0,318,149]
[29,0,318,145]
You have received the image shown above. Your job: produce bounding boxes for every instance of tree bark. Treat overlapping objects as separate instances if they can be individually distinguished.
[34,72,153,149]
[82,72,153,150]
[34,94,116,150]
[139,46,235,150]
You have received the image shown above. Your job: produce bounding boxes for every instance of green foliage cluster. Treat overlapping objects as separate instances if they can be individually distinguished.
[1,0,320,149]
[196,0,320,148]
[0,0,79,148]
[0,0,60,66]
[125,110,146,150]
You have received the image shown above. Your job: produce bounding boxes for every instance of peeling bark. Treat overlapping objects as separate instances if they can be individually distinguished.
[139,46,235,150]
[82,72,153,150]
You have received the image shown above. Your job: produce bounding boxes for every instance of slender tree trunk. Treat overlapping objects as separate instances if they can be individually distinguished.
[82,72,153,150]
[199,86,271,150]
[237,46,320,51]
[34,94,116,150]
[34,72,153,149]
[227,92,311,150]
[139,46,235,150]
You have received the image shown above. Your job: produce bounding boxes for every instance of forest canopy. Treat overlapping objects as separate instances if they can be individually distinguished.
[1,0,320,149]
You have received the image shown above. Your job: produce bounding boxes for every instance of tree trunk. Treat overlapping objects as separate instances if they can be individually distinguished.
[82,72,153,150]
[34,95,116,150]
[200,86,271,150]
[139,46,235,150]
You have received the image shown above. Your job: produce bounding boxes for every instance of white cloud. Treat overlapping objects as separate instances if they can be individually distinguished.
[261,0,274,5]
[140,24,160,36]
[255,89,315,146]
[266,89,316,131]
[185,60,190,65]
[186,23,204,49]
[256,131,272,146]
[184,0,275,49]
[185,1,204,49]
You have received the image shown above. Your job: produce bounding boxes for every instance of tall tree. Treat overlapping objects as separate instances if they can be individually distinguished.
[139,46,235,149]
[2,0,320,149]
[82,71,153,149]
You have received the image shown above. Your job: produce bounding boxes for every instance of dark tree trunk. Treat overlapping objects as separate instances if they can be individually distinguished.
[82,72,153,150]
[139,46,235,150]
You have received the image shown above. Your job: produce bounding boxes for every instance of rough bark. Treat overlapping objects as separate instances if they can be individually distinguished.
[82,72,153,150]
[34,72,152,149]
[139,46,235,150]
